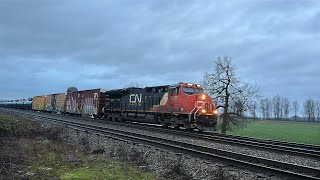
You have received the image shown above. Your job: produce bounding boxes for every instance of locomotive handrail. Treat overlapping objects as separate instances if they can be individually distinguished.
[194,101,205,120]
[188,101,198,122]
[189,101,205,121]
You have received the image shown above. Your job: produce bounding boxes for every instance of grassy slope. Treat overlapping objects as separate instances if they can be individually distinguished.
[228,120,320,145]
[0,112,156,180]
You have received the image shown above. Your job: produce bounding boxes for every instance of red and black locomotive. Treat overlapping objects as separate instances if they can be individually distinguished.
[103,82,218,131]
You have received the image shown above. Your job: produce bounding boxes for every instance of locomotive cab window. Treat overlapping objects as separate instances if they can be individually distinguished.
[169,87,179,94]
[183,87,203,95]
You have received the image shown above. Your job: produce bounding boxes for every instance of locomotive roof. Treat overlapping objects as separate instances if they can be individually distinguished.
[106,82,191,94]
[106,87,142,94]
[145,85,170,88]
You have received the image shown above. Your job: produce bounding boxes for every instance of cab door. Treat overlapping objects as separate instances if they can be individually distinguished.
[168,86,181,113]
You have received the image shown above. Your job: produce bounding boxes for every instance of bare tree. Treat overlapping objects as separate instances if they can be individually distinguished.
[280,98,284,119]
[266,98,272,119]
[272,95,281,119]
[249,100,257,119]
[260,98,271,119]
[304,99,315,121]
[315,100,320,121]
[229,83,259,117]
[259,98,267,119]
[203,56,259,134]
[292,100,299,121]
[282,98,290,119]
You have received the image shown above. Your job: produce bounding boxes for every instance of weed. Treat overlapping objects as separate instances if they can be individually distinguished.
[128,148,147,166]
[163,156,191,180]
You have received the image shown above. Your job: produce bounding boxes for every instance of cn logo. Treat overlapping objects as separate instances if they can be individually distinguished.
[129,94,142,104]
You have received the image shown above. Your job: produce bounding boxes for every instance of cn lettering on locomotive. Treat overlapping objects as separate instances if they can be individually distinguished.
[129,94,143,105]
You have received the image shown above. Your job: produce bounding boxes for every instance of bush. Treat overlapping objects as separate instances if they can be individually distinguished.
[0,113,31,135]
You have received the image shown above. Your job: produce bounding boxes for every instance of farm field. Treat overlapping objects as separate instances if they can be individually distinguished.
[228,120,320,145]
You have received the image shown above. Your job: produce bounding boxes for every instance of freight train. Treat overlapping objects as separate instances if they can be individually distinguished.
[0,82,218,131]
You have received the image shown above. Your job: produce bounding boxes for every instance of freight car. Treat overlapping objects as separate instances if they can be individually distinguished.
[32,95,46,111]
[45,93,66,113]
[0,99,32,110]
[103,82,218,131]
[65,88,107,117]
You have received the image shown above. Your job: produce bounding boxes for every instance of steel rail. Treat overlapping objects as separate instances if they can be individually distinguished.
[13,109,320,159]
[17,111,320,180]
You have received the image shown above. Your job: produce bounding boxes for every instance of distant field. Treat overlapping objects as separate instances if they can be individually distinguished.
[228,120,320,145]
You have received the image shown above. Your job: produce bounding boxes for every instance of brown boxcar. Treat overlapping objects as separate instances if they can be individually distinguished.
[32,95,46,111]
[45,93,66,113]
[66,88,107,117]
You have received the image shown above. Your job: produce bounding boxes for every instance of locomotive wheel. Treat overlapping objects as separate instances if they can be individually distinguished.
[197,122,205,132]
[160,121,169,128]
[171,118,179,128]
[158,117,168,128]
[197,122,215,132]
[111,114,117,121]
[103,114,109,120]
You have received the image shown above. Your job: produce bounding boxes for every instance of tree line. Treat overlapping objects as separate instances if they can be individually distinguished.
[257,97,320,122]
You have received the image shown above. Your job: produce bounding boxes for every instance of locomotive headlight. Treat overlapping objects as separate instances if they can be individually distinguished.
[201,109,206,113]
[201,94,206,100]
[213,110,218,114]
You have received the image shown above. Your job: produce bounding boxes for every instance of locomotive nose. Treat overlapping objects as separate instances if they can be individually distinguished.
[199,94,206,100]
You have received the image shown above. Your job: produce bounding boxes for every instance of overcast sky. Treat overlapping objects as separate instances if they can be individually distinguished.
[1,0,319,105]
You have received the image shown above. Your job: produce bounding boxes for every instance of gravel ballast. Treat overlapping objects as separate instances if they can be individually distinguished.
[61,116,320,169]
[3,109,315,179]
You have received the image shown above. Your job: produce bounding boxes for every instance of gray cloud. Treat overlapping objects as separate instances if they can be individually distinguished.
[0,0,320,107]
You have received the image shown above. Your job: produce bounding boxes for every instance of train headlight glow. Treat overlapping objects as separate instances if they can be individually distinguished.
[201,109,206,113]
[201,94,206,100]
[213,110,218,114]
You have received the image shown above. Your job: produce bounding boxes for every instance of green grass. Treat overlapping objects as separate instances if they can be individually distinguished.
[0,113,31,134]
[26,139,156,180]
[228,120,320,145]
[61,162,155,180]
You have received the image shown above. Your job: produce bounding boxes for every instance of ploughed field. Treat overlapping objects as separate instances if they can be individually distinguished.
[229,120,320,145]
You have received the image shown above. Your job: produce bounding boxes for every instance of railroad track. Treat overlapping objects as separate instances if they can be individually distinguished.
[7,108,320,159]
[90,118,320,159]
[8,110,320,180]
[24,110,320,159]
